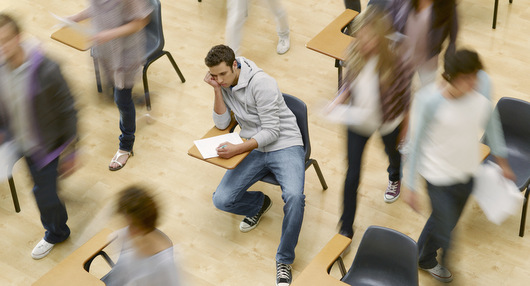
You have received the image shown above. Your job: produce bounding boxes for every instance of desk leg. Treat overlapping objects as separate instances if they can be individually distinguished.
[493,0,499,29]
[336,59,342,89]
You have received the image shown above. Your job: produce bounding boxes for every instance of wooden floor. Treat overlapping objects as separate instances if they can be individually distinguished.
[1,0,530,285]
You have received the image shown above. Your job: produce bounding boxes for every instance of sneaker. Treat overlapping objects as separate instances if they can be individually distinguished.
[239,195,272,232]
[276,261,292,286]
[420,263,453,283]
[277,35,290,55]
[32,239,55,260]
[384,180,401,203]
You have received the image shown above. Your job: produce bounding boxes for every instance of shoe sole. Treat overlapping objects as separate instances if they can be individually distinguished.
[239,199,273,233]
[420,267,453,283]
[384,193,400,203]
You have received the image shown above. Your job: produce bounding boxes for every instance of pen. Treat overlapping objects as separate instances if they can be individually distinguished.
[219,145,227,149]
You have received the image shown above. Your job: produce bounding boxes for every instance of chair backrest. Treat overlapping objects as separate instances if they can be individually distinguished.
[486,97,530,189]
[282,93,311,163]
[145,0,165,57]
[341,226,418,286]
[496,97,530,146]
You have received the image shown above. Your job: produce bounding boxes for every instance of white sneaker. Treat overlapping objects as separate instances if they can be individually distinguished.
[277,36,290,55]
[420,263,453,283]
[32,239,55,260]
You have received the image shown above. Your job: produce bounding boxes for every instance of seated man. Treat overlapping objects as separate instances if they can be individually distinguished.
[203,44,305,286]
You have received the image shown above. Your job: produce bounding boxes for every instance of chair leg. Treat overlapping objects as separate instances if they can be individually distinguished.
[142,51,185,111]
[84,250,115,271]
[493,0,499,29]
[164,51,186,83]
[307,159,328,190]
[335,59,342,89]
[8,176,20,213]
[333,256,347,277]
[142,64,152,111]
[92,55,103,93]
[519,188,529,237]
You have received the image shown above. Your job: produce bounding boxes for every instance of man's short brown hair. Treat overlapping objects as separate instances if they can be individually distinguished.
[205,44,236,68]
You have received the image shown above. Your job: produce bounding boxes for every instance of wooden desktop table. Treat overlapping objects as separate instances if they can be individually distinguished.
[188,119,250,170]
[33,228,114,286]
[50,23,92,51]
[306,9,359,88]
[291,234,351,286]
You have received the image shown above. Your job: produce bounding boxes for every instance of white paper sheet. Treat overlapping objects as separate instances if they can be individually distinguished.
[473,161,524,225]
[50,12,93,36]
[194,133,244,159]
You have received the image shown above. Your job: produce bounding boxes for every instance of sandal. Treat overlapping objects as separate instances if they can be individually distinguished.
[109,150,133,171]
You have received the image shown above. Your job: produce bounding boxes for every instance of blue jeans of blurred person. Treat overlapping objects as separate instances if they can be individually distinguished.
[114,88,135,152]
[26,156,70,244]
[417,178,474,269]
[212,146,305,264]
[339,127,401,237]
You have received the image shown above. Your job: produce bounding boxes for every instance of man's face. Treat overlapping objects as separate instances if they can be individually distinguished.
[0,23,20,64]
[451,72,478,97]
[208,61,238,88]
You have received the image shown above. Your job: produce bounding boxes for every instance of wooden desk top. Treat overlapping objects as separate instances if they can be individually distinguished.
[306,9,358,61]
[188,120,250,170]
[33,228,114,286]
[480,143,491,161]
[291,234,351,286]
[50,23,92,51]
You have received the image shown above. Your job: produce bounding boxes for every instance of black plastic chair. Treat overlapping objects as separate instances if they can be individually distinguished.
[483,97,530,237]
[493,0,513,29]
[340,226,418,286]
[231,93,328,190]
[93,0,186,111]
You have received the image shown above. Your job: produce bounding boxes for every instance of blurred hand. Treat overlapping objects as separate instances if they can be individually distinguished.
[404,188,420,213]
[58,153,79,178]
[204,71,220,89]
[91,30,116,45]
[496,157,516,182]
[501,165,516,182]
[216,142,239,159]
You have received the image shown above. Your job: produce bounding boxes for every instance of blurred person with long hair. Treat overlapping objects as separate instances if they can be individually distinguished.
[0,13,78,259]
[69,0,153,171]
[373,0,458,86]
[326,6,412,239]
[404,49,514,282]
[102,185,182,285]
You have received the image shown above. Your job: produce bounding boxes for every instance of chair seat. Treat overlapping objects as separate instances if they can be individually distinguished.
[485,147,530,191]
[340,226,418,286]
[260,173,278,185]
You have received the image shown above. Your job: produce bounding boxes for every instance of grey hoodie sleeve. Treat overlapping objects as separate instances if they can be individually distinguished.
[213,108,232,130]
[251,76,281,147]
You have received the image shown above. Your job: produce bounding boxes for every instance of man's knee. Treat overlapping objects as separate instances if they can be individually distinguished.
[283,189,305,206]
[212,190,233,211]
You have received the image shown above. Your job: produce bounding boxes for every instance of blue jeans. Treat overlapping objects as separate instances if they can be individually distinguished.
[114,88,135,152]
[26,157,70,244]
[213,146,305,264]
[339,127,401,237]
[417,178,474,269]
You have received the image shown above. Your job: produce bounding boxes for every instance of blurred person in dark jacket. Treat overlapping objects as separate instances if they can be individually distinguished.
[0,13,78,259]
